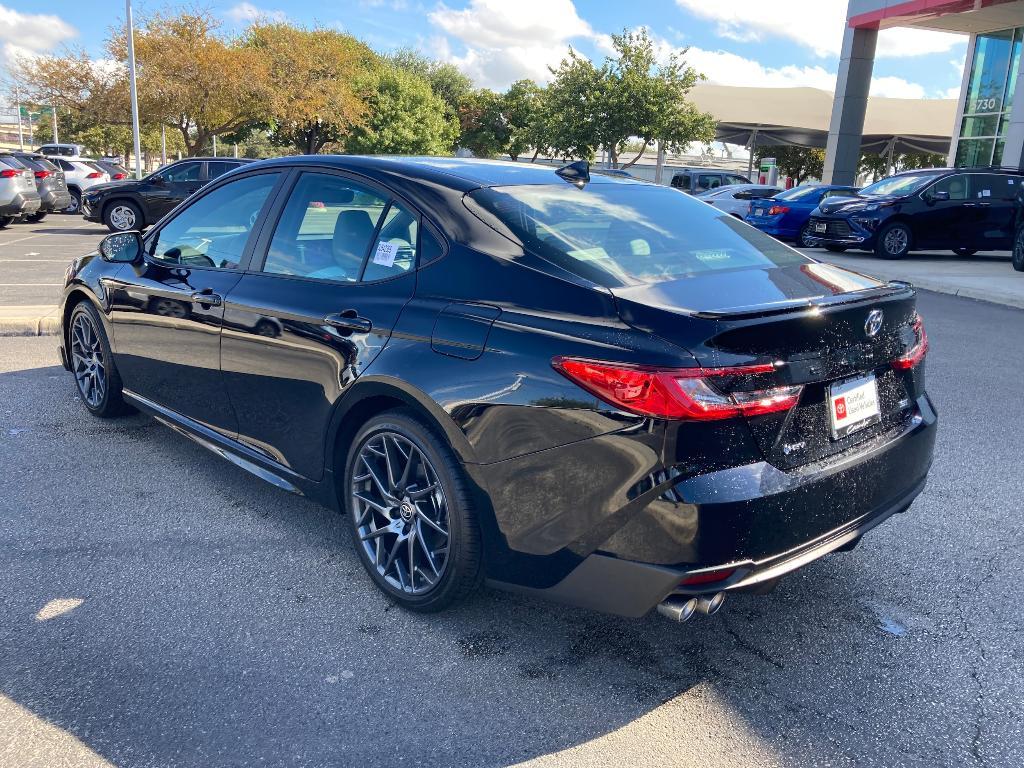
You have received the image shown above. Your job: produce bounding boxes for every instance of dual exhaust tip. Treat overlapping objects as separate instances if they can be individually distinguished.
[656,592,726,623]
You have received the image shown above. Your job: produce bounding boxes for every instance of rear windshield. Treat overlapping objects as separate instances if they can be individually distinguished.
[0,156,28,169]
[16,156,54,171]
[468,183,808,287]
[860,173,942,197]
[774,186,826,201]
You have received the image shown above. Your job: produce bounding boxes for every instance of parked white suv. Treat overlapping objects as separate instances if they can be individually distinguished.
[45,157,110,214]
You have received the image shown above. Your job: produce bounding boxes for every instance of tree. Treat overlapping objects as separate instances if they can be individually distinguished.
[344,65,459,155]
[502,80,544,161]
[544,29,716,167]
[245,24,377,154]
[387,49,472,119]
[754,146,826,184]
[457,89,508,158]
[859,150,946,182]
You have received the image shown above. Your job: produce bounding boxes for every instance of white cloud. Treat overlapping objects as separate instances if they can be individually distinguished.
[428,0,601,89]
[0,4,77,73]
[225,2,287,24]
[674,0,964,59]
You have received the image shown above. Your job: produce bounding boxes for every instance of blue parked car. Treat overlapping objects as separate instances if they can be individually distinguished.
[746,183,859,247]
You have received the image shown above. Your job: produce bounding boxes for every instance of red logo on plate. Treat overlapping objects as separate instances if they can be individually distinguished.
[834,397,847,419]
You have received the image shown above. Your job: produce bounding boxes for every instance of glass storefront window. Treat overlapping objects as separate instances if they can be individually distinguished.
[957,27,1023,167]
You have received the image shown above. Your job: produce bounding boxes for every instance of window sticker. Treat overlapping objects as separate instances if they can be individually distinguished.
[982,189,991,197]
[373,241,398,267]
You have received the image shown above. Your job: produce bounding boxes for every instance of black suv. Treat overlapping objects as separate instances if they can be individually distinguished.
[82,157,254,232]
[806,167,1024,259]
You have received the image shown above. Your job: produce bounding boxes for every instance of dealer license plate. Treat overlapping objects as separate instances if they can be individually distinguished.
[814,221,827,233]
[828,374,881,439]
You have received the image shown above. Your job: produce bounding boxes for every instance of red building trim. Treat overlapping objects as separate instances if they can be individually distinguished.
[849,0,1017,30]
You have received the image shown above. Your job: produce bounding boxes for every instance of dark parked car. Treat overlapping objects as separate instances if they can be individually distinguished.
[4,152,72,222]
[746,183,859,246]
[805,167,1024,258]
[59,156,936,621]
[670,167,751,194]
[82,156,254,232]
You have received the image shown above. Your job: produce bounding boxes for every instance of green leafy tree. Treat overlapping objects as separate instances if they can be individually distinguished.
[754,146,826,184]
[457,89,508,158]
[859,151,946,182]
[344,66,459,155]
[543,49,603,161]
[502,80,544,161]
[387,50,471,119]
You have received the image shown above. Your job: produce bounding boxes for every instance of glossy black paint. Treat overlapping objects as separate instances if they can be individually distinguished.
[59,155,937,617]
[806,166,1024,253]
[81,157,254,228]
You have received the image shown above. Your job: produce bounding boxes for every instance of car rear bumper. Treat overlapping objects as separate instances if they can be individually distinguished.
[747,219,796,239]
[40,188,72,213]
[486,395,937,617]
[0,192,42,216]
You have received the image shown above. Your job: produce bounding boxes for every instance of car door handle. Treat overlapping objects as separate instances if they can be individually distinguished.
[323,311,372,333]
[190,290,223,307]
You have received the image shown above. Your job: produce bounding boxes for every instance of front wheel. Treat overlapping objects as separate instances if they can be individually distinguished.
[25,212,47,223]
[1012,228,1024,272]
[798,225,815,248]
[875,222,912,259]
[65,188,81,215]
[345,409,482,612]
[68,302,131,418]
[953,247,977,257]
[104,200,142,232]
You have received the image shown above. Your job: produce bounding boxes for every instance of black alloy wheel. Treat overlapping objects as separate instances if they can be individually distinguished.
[798,225,815,248]
[69,303,129,417]
[346,410,481,612]
[1013,228,1024,272]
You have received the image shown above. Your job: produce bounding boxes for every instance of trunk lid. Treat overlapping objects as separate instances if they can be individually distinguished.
[612,262,920,468]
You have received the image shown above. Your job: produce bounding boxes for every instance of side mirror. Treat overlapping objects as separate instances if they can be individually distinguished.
[929,190,950,203]
[99,231,144,264]
[151,175,166,186]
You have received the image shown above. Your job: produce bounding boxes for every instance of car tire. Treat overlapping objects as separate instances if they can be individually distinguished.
[825,245,847,253]
[952,248,978,257]
[103,200,143,232]
[1013,228,1024,272]
[344,408,482,612]
[0,215,12,229]
[25,212,47,223]
[65,188,82,215]
[68,301,131,418]
[797,225,816,248]
[875,222,912,260]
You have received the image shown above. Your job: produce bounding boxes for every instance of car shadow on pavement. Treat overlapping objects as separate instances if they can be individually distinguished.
[0,355,1011,767]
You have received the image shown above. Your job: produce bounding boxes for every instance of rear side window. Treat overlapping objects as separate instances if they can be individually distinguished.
[361,201,418,282]
[727,174,751,185]
[162,162,202,182]
[208,161,239,179]
[468,183,806,288]
[696,174,722,191]
[263,172,389,282]
[970,174,1017,201]
[55,159,75,171]
[671,174,689,189]
[0,156,27,168]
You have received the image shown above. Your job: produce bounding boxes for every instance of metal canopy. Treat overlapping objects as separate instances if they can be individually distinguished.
[690,84,958,155]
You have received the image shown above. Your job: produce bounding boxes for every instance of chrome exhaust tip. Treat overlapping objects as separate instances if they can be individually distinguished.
[695,592,726,616]
[657,596,698,623]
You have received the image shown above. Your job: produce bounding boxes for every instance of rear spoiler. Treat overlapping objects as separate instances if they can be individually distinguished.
[690,281,914,320]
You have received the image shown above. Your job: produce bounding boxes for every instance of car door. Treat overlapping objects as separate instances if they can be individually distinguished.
[915,173,973,249]
[966,173,1018,250]
[105,169,285,436]
[144,160,204,221]
[219,169,421,480]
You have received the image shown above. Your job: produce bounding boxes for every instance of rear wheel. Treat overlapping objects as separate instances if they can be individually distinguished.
[345,409,481,612]
[65,188,81,214]
[825,245,847,253]
[875,222,911,260]
[25,212,47,223]
[953,247,977,257]
[68,302,130,418]
[0,216,12,229]
[103,200,142,232]
[797,225,815,248]
[1013,228,1024,272]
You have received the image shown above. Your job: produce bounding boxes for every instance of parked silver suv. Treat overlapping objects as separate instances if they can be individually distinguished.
[0,157,42,228]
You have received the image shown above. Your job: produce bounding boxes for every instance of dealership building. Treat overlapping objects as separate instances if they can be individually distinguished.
[825,0,1024,184]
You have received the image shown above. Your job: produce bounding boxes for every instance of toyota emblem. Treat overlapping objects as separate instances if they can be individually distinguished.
[865,309,884,338]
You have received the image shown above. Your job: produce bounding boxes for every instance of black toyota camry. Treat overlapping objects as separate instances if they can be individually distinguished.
[58,156,936,622]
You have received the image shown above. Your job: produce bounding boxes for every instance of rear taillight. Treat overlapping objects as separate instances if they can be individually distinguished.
[767,205,790,215]
[112,173,126,179]
[551,358,803,421]
[34,170,50,179]
[892,315,928,370]
[0,169,18,178]
[86,172,103,179]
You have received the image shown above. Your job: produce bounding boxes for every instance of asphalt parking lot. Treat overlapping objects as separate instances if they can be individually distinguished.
[0,216,106,307]
[1,228,1023,767]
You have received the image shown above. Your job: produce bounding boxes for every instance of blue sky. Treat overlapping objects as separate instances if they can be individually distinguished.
[1,0,969,100]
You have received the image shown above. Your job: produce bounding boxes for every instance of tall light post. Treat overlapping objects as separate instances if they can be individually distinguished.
[126,0,143,179]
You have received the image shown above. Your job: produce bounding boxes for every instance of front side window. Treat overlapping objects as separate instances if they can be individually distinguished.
[696,174,721,191]
[929,174,970,201]
[161,162,202,183]
[263,173,389,282]
[468,183,806,288]
[149,173,279,269]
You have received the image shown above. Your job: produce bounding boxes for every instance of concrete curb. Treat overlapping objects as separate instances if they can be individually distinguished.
[0,306,61,337]
[907,280,1024,311]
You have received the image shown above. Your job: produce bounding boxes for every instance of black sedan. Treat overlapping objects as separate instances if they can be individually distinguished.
[82,156,254,232]
[58,156,937,621]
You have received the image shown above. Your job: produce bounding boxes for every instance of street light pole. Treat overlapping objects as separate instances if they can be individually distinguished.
[125,0,143,179]
[51,104,59,145]
[160,124,166,165]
